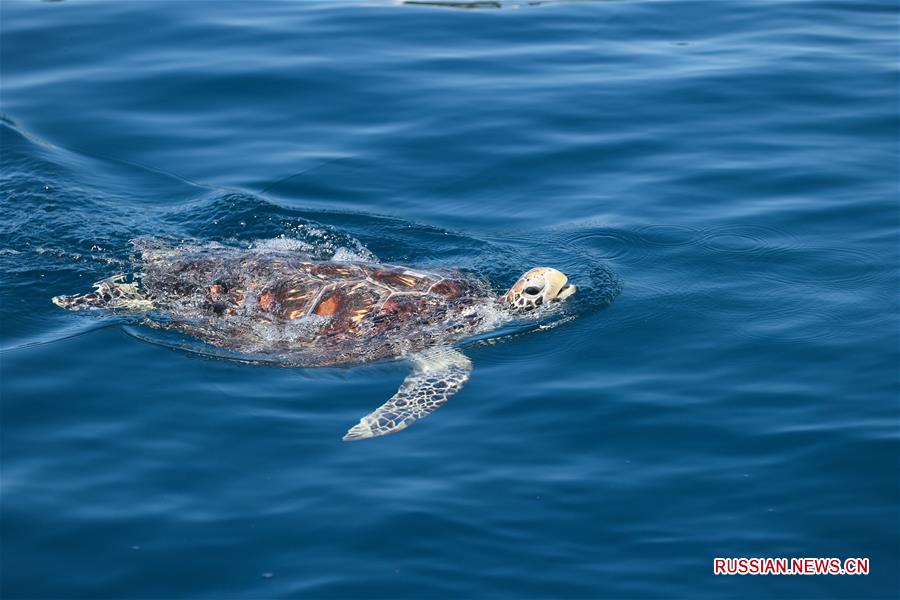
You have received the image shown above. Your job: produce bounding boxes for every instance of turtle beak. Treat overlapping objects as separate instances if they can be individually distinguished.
[543,269,576,302]
[556,282,576,301]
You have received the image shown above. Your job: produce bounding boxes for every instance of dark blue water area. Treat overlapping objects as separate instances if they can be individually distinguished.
[1,1,898,598]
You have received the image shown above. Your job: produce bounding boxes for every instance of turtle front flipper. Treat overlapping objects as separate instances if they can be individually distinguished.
[52,274,154,312]
[343,347,472,441]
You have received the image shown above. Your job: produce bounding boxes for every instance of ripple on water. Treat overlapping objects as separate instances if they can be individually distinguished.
[551,221,867,346]
[559,229,652,267]
[634,224,703,248]
[463,232,622,365]
[737,298,846,343]
[699,224,800,257]
[757,245,887,287]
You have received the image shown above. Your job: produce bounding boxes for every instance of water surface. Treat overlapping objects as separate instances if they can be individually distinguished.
[1,1,898,598]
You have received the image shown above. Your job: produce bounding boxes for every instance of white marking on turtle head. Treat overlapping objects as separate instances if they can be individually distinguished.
[502,267,576,312]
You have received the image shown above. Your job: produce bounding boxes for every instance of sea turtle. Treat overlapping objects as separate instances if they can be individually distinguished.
[52,243,576,441]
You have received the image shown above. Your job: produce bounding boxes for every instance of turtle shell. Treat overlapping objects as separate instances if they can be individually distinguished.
[139,253,493,364]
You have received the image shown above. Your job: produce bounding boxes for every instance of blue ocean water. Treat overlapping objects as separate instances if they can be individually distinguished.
[1,0,898,598]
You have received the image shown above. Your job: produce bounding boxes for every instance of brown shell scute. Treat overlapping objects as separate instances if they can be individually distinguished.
[280,285,321,320]
[429,280,463,298]
[258,290,276,312]
[313,285,383,333]
[205,280,245,316]
[308,263,364,279]
[313,291,342,317]
[139,251,494,365]
[378,295,422,319]
[209,283,226,302]
[370,268,433,292]
[254,278,325,320]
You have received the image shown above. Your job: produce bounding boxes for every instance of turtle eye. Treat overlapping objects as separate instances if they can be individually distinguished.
[524,286,542,296]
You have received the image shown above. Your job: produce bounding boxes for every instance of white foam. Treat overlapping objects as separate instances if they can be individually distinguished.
[331,247,371,262]
[250,235,314,253]
[135,231,377,266]
[249,314,330,346]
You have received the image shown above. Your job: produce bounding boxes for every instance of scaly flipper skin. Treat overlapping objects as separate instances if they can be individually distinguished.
[343,347,472,441]
[51,274,154,312]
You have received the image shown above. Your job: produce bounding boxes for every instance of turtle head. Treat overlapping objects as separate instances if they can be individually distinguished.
[501,267,576,312]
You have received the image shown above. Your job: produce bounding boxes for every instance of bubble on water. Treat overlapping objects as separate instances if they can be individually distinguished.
[536,315,576,331]
[248,315,330,347]
[250,235,314,254]
[275,222,377,263]
[331,246,371,262]
[26,245,125,267]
